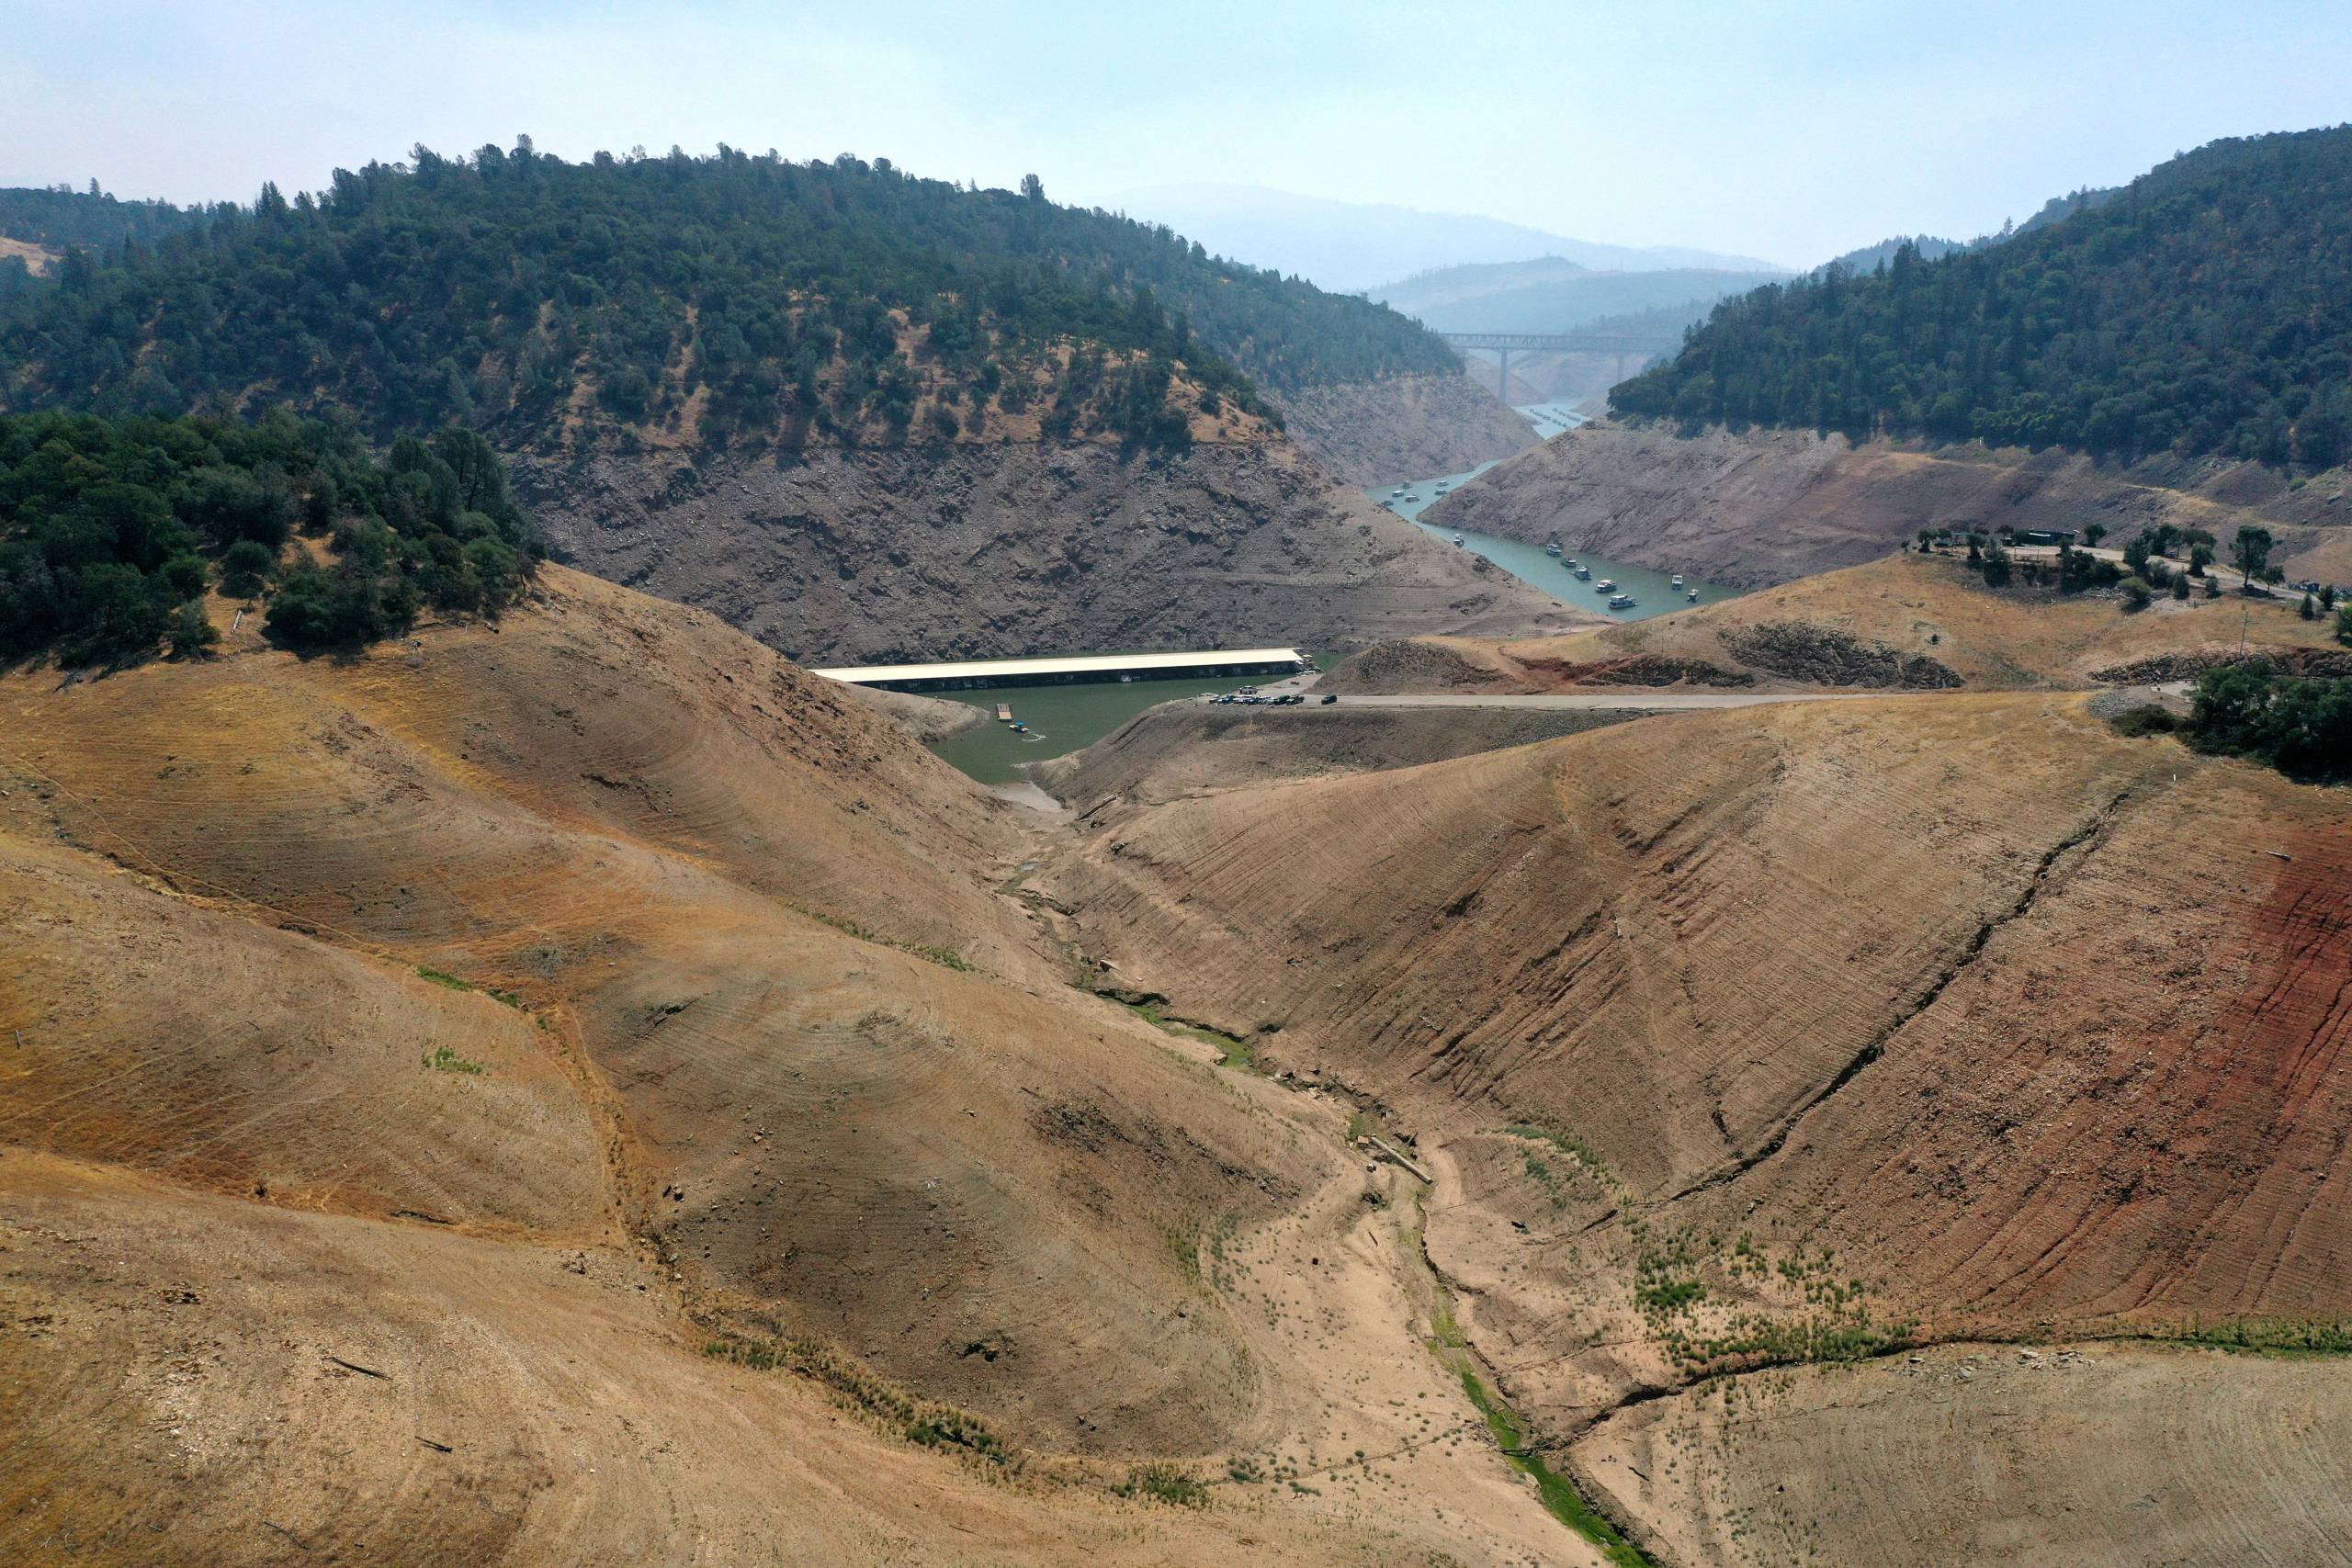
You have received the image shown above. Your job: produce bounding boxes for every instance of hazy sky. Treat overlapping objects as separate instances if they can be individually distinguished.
[7,0,2349,267]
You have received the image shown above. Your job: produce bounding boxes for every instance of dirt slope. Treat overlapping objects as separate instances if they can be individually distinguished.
[1269,372,1533,488]
[0,565,1600,1566]
[841,681,990,741]
[1038,694,2352,1499]
[5,1150,1439,1568]
[515,437,1579,666]
[1428,420,2352,590]
[1572,1340,2352,1568]
[1038,700,1640,809]
[1326,553,2351,694]
[0,235,59,275]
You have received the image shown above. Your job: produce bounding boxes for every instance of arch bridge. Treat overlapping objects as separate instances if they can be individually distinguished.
[1436,331,1678,396]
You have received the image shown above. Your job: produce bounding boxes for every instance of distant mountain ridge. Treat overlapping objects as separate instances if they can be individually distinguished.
[1106,182,1786,292]
[1368,254,1788,336]
[1814,233,1964,276]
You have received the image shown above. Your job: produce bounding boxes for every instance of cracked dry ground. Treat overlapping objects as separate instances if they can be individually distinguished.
[1039,690,2352,1567]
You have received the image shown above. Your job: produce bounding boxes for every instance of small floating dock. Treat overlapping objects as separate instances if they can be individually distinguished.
[996,703,1013,722]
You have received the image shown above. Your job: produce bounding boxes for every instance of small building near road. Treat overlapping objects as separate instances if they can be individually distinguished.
[2010,528,2079,547]
[813,648,1311,693]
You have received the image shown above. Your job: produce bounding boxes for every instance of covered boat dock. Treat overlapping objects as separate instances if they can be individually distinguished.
[813,648,1310,693]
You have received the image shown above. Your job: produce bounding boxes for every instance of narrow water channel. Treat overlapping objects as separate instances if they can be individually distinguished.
[1371,460,1740,624]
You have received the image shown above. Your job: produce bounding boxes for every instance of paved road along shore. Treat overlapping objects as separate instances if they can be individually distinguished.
[1317,690,1873,712]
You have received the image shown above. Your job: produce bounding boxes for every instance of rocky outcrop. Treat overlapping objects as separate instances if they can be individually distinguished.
[513,436,1584,666]
[1270,372,1532,488]
[2089,646,2352,682]
[1426,420,2352,590]
[1720,622,1962,688]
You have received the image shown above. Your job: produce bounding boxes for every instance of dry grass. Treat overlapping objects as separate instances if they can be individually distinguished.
[1333,553,2345,694]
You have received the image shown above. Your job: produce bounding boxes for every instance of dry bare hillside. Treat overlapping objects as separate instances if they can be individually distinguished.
[1267,372,1532,488]
[1573,1339,2352,1568]
[1038,692,2352,1561]
[0,235,59,276]
[1429,421,2352,590]
[1327,552,2349,694]
[0,566,1617,1567]
[515,436,1581,665]
[1039,700,1639,810]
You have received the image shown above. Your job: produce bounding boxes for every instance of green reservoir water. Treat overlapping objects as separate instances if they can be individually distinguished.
[924,439,1737,787]
[926,672,1279,785]
[1372,462,1740,623]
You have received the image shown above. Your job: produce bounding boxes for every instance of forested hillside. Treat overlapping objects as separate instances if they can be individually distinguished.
[1615,126,2352,469]
[0,186,207,308]
[0,142,1457,452]
[1,411,539,662]
[0,185,205,254]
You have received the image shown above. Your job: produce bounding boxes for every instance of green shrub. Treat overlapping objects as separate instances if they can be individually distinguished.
[2109,704,2179,738]
[1116,1463,1210,1508]
[166,600,218,658]
[220,539,277,596]
[2188,661,2352,781]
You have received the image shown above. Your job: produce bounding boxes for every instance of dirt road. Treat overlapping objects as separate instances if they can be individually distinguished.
[1322,690,1870,712]
[1250,667,1875,713]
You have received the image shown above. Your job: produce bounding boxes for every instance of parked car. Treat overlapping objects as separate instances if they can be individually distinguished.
[1320,693,1339,705]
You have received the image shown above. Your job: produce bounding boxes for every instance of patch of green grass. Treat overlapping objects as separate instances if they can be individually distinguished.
[2148,1318,2352,1358]
[1120,999,1254,1068]
[1496,1122,1624,1200]
[1454,1355,1650,1564]
[800,908,971,972]
[703,1334,1010,1465]
[1115,1461,1210,1507]
[1636,1278,1706,1314]
[1666,1311,1919,1371]
[423,1043,484,1075]
[1162,1216,1203,1284]
[1412,1195,1654,1566]
[417,968,528,1009]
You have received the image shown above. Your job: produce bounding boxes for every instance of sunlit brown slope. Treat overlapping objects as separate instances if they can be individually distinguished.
[0,831,608,1238]
[1571,1339,2352,1568]
[1037,699,1638,809]
[6,1150,1428,1568]
[1328,552,2350,694]
[1040,694,2352,1399]
[1,565,1609,1566]
[0,567,1277,1451]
